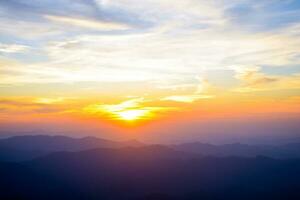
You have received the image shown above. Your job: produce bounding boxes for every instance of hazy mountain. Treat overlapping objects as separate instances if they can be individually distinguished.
[172,142,300,159]
[1,146,300,200]
[1,135,300,162]
[0,135,145,162]
[0,135,145,151]
[29,145,199,165]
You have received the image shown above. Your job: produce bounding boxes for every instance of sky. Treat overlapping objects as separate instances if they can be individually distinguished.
[0,0,300,143]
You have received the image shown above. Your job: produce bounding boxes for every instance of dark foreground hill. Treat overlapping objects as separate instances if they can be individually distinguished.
[1,146,300,200]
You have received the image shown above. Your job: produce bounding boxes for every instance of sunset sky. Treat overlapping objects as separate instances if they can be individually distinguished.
[0,0,300,143]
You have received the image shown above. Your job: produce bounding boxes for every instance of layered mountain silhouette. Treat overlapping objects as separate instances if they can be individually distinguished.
[0,135,300,161]
[1,135,300,199]
[0,135,144,151]
[0,135,144,161]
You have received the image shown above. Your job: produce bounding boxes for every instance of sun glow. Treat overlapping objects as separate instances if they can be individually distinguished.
[116,109,150,121]
[83,98,167,122]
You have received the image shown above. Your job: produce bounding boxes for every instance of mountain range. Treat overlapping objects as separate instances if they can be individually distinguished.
[1,135,300,199]
[1,135,300,162]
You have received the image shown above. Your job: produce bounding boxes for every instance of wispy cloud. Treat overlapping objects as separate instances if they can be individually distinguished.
[233,66,300,92]
[0,97,72,115]
[161,95,214,103]
[0,43,28,53]
[45,15,131,30]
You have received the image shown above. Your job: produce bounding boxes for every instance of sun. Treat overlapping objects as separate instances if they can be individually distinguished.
[84,98,155,122]
[84,98,169,123]
[116,109,149,121]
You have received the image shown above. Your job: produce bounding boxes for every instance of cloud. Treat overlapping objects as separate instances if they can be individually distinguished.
[160,78,216,103]
[233,66,300,92]
[0,99,40,107]
[0,43,28,53]
[161,95,214,103]
[45,15,131,30]
[0,1,135,39]
[33,97,66,104]
[0,97,74,115]
[236,67,278,87]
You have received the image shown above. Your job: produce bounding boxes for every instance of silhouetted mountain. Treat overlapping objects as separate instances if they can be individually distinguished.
[1,146,300,200]
[0,135,145,151]
[0,146,46,162]
[0,135,144,161]
[30,145,198,165]
[2,135,300,163]
[172,142,300,159]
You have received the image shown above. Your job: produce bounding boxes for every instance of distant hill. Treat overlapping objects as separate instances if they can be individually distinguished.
[0,135,144,151]
[172,142,300,159]
[0,135,144,161]
[0,146,46,162]
[30,145,199,165]
[1,135,300,162]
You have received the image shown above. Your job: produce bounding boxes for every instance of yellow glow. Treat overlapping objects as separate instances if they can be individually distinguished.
[83,98,168,122]
[34,97,65,104]
[116,109,150,121]
[161,95,214,103]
